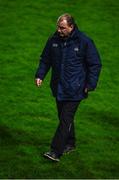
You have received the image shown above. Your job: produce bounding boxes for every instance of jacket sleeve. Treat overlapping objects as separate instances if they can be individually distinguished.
[35,38,52,80]
[85,39,102,91]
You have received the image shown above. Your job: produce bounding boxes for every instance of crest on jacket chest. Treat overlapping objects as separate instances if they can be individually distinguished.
[52,43,58,47]
[51,42,61,62]
[74,47,79,52]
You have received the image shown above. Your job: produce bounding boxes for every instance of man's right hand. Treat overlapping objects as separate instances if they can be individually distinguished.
[35,78,43,87]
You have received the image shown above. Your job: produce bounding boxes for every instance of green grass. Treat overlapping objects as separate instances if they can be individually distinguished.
[0,0,119,178]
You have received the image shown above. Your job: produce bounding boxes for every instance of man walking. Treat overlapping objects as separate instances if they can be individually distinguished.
[35,14,102,162]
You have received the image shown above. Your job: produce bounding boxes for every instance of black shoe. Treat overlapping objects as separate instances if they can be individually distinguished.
[63,146,75,154]
[43,151,60,162]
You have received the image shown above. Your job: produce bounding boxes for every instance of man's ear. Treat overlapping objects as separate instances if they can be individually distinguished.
[70,25,74,30]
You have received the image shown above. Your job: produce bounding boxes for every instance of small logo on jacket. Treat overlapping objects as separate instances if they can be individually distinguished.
[74,47,79,51]
[52,43,58,47]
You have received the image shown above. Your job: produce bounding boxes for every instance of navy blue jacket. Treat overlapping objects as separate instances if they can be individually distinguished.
[35,26,102,101]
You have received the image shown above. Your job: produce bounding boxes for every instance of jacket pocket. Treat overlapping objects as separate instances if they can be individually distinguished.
[63,81,82,96]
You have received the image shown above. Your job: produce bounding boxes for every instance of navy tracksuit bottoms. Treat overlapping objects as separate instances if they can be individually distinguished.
[51,98,80,157]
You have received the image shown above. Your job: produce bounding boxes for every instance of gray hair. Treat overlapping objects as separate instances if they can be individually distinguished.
[57,13,75,26]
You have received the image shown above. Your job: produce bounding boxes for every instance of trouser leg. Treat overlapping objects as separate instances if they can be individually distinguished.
[66,122,75,147]
[51,100,80,157]
[56,99,76,147]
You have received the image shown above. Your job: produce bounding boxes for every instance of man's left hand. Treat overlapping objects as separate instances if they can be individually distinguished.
[84,88,88,93]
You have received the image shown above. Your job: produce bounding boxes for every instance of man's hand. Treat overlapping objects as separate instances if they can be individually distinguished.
[84,87,88,93]
[35,78,42,87]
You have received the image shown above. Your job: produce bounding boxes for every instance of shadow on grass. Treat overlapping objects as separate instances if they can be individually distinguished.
[0,123,96,179]
[0,123,49,147]
[83,107,119,128]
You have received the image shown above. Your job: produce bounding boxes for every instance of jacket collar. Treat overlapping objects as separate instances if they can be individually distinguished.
[69,25,81,39]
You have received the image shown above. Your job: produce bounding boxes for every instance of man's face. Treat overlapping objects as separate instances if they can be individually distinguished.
[57,19,74,38]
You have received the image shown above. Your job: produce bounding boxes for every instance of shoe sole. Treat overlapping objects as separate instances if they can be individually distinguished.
[63,149,75,154]
[43,153,60,162]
